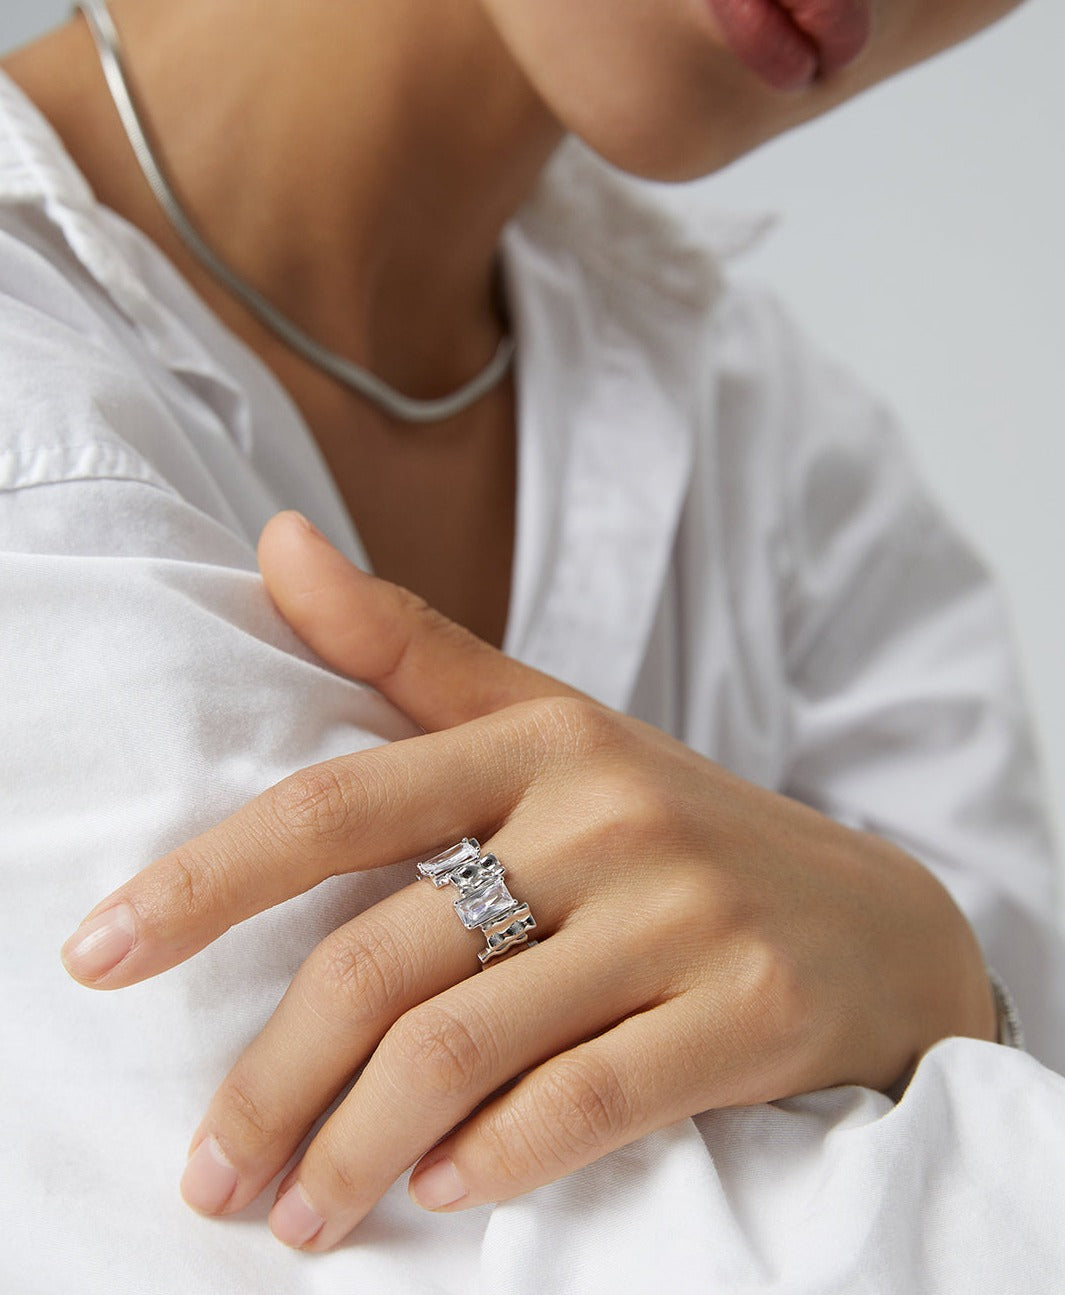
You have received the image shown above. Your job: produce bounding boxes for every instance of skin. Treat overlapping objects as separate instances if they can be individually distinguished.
[25,0,1022,1254]
[64,514,997,1249]
[478,0,1027,180]
[2,0,1023,639]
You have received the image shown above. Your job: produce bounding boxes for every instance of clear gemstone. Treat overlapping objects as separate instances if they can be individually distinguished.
[454,878,518,930]
[417,838,480,885]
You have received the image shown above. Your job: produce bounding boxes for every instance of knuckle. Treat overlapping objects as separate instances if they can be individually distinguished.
[519,694,617,761]
[478,1053,633,1188]
[590,772,680,858]
[219,1069,287,1149]
[540,1053,632,1154]
[733,935,811,1043]
[378,591,430,681]
[657,869,721,930]
[409,595,469,647]
[379,587,475,682]
[310,1133,366,1205]
[507,698,677,849]
[476,1102,556,1189]
[305,920,407,1031]
[388,1004,490,1105]
[154,847,225,927]
[269,763,364,850]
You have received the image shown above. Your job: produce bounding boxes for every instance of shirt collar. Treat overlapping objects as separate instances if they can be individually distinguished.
[0,72,762,713]
[502,144,748,710]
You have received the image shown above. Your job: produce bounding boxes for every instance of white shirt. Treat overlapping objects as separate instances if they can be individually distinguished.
[1,73,1063,1294]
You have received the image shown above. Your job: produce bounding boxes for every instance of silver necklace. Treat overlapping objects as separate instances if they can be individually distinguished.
[76,0,516,424]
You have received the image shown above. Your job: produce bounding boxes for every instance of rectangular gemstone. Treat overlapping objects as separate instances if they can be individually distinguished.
[417,838,481,886]
[454,878,518,930]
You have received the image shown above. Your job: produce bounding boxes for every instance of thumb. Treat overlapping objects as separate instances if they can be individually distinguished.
[257,511,583,732]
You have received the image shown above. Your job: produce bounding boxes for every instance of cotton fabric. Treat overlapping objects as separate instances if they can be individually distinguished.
[1,73,1063,1293]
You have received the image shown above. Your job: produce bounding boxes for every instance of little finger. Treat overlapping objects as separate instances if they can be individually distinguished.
[178,877,487,1218]
[267,928,652,1251]
[408,995,749,1213]
[180,833,581,1218]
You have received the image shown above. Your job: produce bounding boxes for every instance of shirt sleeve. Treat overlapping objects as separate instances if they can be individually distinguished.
[754,291,1065,1072]
[0,411,431,1288]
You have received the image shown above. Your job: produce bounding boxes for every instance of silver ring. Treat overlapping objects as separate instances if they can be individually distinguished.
[416,838,538,966]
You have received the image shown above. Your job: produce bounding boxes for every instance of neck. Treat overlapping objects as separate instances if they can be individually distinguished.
[4,0,562,402]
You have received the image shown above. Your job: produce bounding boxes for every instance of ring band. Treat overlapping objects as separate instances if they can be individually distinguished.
[416,838,538,966]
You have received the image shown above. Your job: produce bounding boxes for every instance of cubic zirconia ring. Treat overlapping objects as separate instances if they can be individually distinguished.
[416,838,538,966]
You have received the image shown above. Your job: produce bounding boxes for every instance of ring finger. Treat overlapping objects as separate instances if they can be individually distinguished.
[268,920,649,1251]
[178,841,634,1231]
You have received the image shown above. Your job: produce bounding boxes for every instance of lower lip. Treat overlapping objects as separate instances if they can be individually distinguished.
[704,0,871,92]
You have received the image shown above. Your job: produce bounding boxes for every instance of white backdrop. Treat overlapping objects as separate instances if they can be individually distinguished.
[3,3,1062,874]
[700,0,1065,867]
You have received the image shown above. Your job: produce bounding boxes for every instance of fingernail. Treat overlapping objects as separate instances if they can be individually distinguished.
[181,1137,239,1215]
[411,1158,467,1211]
[61,903,136,981]
[271,1183,326,1249]
[290,512,324,540]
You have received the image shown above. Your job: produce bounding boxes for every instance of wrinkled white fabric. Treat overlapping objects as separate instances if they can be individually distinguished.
[1,72,1063,1294]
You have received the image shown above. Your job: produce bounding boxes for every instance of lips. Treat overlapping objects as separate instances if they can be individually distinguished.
[705,0,872,92]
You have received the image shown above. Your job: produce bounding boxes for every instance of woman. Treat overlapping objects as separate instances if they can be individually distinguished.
[3,0,1063,1289]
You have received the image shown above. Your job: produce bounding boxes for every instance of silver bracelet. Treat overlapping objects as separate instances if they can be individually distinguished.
[987,967,1025,1050]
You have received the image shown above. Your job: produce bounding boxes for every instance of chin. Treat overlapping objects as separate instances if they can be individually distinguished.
[570,98,787,184]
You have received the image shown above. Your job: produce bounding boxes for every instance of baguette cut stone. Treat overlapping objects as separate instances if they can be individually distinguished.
[454,877,518,930]
[417,837,481,886]
[416,839,537,969]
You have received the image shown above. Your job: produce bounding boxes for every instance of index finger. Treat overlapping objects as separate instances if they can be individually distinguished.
[59,706,537,990]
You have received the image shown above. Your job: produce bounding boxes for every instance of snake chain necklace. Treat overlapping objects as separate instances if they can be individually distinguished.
[76,0,516,424]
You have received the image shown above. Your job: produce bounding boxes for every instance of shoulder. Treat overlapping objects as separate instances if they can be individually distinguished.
[0,71,262,511]
[0,205,178,496]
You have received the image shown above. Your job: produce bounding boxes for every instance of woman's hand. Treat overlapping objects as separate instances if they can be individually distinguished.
[61,511,996,1252]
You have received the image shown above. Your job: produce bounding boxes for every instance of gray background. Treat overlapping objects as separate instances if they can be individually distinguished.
[4,3,1063,874]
